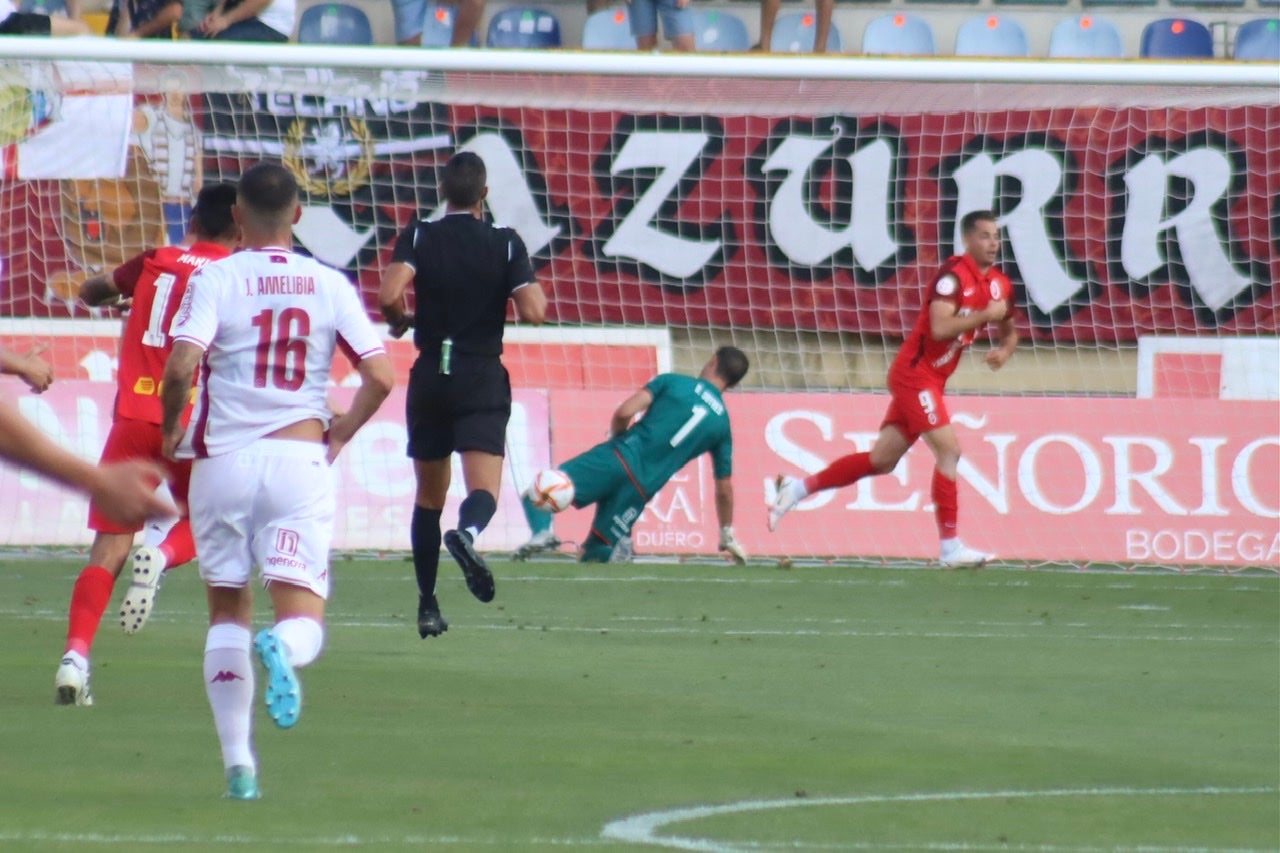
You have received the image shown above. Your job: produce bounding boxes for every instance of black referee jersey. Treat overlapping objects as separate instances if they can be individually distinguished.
[390,212,535,359]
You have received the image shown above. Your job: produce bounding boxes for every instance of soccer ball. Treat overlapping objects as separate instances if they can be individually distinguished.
[528,469,574,513]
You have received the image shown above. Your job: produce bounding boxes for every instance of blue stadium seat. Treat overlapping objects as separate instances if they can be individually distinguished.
[582,7,636,49]
[1233,17,1279,59]
[297,3,373,45]
[18,0,68,12]
[1140,17,1213,58]
[1048,13,1123,57]
[770,11,842,52]
[487,7,562,48]
[694,9,750,51]
[421,3,479,46]
[862,13,935,55]
[955,14,1029,56]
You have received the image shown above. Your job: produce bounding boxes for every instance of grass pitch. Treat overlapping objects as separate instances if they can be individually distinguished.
[0,557,1276,851]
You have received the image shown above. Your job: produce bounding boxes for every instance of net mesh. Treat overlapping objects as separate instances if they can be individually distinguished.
[0,52,1276,570]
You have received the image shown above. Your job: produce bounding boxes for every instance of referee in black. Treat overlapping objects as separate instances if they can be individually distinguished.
[378,151,547,638]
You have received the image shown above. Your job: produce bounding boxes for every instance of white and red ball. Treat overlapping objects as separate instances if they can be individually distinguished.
[529,469,574,513]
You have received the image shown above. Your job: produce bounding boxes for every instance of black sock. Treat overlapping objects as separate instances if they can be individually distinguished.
[411,505,443,598]
[457,489,497,540]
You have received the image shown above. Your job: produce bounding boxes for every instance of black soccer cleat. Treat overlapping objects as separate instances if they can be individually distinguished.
[443,529,495,603]
[417,594,449,638]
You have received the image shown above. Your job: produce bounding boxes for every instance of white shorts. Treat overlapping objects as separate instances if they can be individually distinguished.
[189,439,335,599]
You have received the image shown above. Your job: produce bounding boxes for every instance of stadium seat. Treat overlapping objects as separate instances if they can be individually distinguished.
[421,3,479,46]
[955,14,1029,56]
[18,0,68,12]
[582,7,636,49]
[694,9,751,51]
[297,3,373,45]
[487,7,562,48]
[1139,17,1213,58]
[1171,0,1242,8]
[1233,17,1279,59]
[1049,14,1124,57]
[862,13,935,56]
[770,11,842,52]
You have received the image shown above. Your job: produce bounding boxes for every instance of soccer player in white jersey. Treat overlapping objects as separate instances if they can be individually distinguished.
[160,162,394,801]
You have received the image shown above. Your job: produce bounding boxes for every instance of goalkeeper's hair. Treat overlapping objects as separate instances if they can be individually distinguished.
[190,182,238,241]
[961,209,997,234]
[713,346,750,389]
[238,161,299,228]
[442,151,486,209]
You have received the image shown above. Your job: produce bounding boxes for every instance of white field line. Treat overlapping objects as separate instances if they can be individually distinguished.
[0,608,1270,644]
[0,831,600,847]
[600,786,1280,853]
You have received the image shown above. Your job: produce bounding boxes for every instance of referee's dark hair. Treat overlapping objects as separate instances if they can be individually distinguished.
[961,209,997,234]
[441,151,487,209]
[714,346,750,389]
[190,182,238,241]
[238,162,299,228]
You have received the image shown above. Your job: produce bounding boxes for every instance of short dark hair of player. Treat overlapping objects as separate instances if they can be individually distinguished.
[713,346,749,389]
[190,182,238,241]
[960,210,997,235]
[441,151,486,209]
[237,162,299,226]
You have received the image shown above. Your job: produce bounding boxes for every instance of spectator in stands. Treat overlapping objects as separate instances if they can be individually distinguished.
[392,0,482,46]
[758,0,832,53]
[178,0,216,36]
[108,0,182,37]
[0,0,90,35]
[630,0,694,52]
[195,0,294,41]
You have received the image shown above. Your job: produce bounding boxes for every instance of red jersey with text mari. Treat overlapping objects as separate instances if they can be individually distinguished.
[111,242,231,424]
[890,253,1013,385]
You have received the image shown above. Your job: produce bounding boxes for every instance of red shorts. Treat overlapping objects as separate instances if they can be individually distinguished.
[89,418,191,534]
[881,371,949,444]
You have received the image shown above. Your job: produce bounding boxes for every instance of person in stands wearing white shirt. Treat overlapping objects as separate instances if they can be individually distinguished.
[195,0,293,41]
[161,162,394,800]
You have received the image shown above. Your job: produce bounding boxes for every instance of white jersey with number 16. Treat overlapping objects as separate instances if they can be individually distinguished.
[169,246,385,459]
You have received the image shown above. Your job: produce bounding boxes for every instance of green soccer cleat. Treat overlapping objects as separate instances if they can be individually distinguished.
[224,765,260,800]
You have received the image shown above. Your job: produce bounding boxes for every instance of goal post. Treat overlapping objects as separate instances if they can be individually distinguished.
[0,40,1275,569]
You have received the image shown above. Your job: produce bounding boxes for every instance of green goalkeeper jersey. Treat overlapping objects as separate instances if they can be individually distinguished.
[613,372,733,498]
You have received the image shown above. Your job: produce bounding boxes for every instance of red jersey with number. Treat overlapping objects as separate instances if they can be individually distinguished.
[890,254,1012,386]
[111,242,231,424]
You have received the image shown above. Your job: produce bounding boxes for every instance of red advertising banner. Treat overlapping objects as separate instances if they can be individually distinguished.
[2,98,1276,341]
[548,389,1280,568]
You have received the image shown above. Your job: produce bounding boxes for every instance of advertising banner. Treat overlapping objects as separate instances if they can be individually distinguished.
[548,390,1280,568]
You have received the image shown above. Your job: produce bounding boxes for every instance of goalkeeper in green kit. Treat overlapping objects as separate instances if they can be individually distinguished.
[517,346,750,564]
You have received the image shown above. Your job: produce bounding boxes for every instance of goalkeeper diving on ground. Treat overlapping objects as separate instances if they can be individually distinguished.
[516,346,750,565]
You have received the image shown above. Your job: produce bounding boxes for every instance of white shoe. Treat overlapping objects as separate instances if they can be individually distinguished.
[608,536,634,563]
[54,656,94,706]
[939,541,995,569]
[513,529,562,561]
[768,475,802,532]
[120,546,166,635]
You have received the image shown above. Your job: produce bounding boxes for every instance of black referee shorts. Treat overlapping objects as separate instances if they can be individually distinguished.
[0,13,53,35]
[405,356,511,461]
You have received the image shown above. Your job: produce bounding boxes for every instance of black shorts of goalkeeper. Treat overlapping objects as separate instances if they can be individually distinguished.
[0,12,53,35]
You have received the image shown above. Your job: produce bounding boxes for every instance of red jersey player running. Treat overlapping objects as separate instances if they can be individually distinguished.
[55,183,239,707]
[768,210,1018,568]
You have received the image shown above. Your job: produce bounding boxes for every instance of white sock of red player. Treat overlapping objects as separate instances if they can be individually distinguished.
[273,617,324,668]
[204,623,256,772]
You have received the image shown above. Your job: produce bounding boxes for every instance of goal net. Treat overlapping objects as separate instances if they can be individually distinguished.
[0,42,1276,571]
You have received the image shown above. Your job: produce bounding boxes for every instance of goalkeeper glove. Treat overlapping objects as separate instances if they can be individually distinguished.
[718,525,747,565]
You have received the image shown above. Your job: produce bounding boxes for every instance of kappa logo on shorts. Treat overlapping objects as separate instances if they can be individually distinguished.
[276,528,300,557]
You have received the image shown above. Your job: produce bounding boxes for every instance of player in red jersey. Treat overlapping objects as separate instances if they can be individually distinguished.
[54,183,239,707]
[768,210,1019,568]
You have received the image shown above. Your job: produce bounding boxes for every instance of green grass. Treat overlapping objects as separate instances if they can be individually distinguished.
[1,558,1276,851]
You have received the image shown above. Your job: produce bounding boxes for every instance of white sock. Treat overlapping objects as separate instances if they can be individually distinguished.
[204,623,256,772]
[273,617,324,669]
[62,650,88,669]
[790,478,810,500]
[940,537,960,555]
[464,525,481,541]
